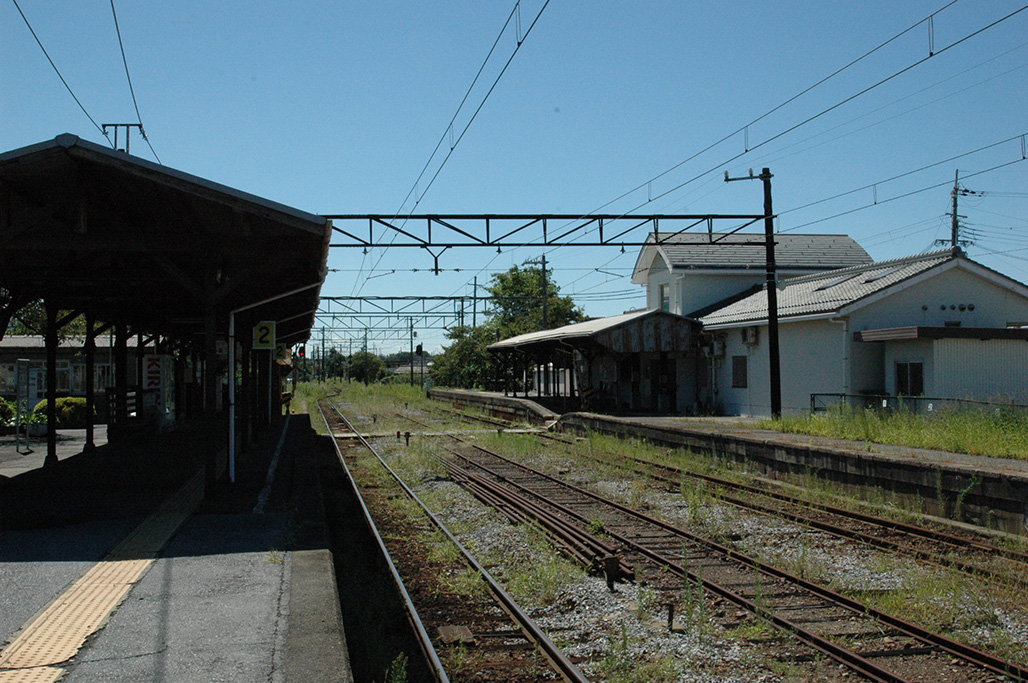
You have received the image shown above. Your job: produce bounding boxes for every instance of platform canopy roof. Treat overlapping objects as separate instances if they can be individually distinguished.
[488,309,699,356]
[0,134,331,345]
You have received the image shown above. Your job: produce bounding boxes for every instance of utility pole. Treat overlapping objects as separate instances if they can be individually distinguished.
[472,276,478,328]
[942,169,978,250]
[725,168,782,419]
[409,317,415,386]
[363,328,369,386]
[524,254,549,329]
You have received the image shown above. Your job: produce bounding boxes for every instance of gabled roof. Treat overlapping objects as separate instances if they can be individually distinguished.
[0,134,331,345]
[700,248,1026,328]
[632,232,871,283]
[489,309,655,350]
[488,309,698,354]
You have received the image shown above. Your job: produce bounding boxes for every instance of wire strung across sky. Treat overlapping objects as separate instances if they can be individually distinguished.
[785,156,1028,233]
[11,0,113,146]
[353,0,552,296]
[109,0,160,164]
[580,1,1028,243]
[447,0,1021,303]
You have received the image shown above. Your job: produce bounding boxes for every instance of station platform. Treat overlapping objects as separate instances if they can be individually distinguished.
[0,415,351,683]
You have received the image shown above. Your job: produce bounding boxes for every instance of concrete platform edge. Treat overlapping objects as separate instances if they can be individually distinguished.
[286,548,351,683]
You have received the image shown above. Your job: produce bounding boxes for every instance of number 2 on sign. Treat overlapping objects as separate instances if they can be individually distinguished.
[253,321,276,349]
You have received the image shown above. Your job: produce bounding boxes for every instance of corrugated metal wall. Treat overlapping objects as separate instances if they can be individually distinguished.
[935,338,1028,401]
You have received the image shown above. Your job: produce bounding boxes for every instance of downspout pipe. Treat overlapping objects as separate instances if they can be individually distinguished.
[229,281,322,483]
[829,317,850,399]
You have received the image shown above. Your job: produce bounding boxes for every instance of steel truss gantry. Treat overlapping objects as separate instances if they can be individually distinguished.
[326,214,766,272]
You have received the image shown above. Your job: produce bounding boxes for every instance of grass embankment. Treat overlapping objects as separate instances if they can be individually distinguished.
[758,408,1028,461]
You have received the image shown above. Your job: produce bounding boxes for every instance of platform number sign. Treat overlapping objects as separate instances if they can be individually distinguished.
[253,321,276,350]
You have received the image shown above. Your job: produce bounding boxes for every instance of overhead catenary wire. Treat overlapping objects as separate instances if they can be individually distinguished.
[785,156,1028,232]
[471,0,1017,309]
[109,0,161,164]
[353,0,552,295]
[388,1,1014,315]
[618,3,1028,229]
[749,44,1028,172]
[11,0,113,146]
[533,0,968,245]
[779,133,1028,218]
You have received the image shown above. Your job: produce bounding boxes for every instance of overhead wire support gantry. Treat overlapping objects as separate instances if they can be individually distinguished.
[325,214,768,251]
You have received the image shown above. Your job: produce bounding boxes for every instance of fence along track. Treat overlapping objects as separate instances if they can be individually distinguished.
[442,435,1028,683]
[320,400,589,683]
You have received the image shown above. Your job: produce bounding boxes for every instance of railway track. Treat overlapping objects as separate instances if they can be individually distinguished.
[422,401,1028,589]
[440,435,1028,683]
[320,400,588,683]
[534,430,1028,589]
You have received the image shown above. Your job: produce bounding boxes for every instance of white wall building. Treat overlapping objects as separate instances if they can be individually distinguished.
[697,249,1028,416]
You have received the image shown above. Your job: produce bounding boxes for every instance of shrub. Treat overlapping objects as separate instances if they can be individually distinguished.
[0,397,15,426]
[31,397,94,428]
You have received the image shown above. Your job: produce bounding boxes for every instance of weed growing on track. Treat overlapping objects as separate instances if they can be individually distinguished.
[598,625,679,683]
[502,523,585,606]
[385,652,408,683]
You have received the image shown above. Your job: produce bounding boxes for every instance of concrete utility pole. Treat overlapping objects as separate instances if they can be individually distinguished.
[725,168,782,419]
[524,254,549,329]
[946,169,980,249]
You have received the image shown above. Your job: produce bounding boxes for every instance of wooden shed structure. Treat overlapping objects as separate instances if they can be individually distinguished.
[488,309,701,414]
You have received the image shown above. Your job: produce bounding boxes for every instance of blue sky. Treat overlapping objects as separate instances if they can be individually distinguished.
[4,1,1028,353]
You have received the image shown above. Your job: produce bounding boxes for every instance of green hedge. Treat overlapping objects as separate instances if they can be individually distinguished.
[31,397,95,428]
[0,397,14,426]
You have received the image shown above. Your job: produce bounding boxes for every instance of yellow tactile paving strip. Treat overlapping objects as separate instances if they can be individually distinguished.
[0,469,205,678]
[0,666,65,683]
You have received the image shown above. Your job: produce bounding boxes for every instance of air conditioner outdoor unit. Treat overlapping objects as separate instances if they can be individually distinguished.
[741,326,759,345]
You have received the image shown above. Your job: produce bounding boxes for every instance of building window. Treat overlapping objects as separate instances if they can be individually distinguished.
[658,283,670,312]
[732,355,747,388]
[0,364,14,394]
[896,361,923,396]
[57,361,71,393]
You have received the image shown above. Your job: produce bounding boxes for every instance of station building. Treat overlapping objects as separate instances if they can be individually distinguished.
[491,234,1028,418]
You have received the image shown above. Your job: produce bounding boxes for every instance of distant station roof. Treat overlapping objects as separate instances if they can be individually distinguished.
[488,309,699,355]
[632,232,871,283]
[0,134,331,344]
